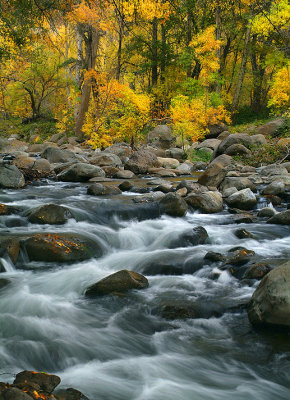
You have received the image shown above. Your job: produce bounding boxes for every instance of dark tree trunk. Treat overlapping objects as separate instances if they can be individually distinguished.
[152,17,158,86]
[251,34,266,114]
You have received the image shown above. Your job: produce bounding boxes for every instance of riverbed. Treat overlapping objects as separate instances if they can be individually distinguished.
[0,179,289,399]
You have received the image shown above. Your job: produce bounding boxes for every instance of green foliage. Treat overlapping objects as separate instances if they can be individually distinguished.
[233,140,288,167]
[0,117,57,141]
[188,148,212,164]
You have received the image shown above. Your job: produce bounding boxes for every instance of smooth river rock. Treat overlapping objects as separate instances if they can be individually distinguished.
[0,165,25,188]
[247,261,290,328]
[28,204,73,225]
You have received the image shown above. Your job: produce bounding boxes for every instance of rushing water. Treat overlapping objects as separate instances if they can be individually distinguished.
[0,180,289,400]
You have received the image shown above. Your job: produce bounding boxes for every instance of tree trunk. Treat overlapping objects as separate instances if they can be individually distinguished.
[160,24,166,82]
[116,20,123,81]
[75,24,100,139]
[215,3,222,92]
[251,34,266,114]
[186,8,193,77]
[151,17,158,86]
[232,26,252,112]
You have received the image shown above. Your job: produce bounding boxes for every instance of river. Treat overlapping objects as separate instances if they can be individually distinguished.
[0,180,289,399]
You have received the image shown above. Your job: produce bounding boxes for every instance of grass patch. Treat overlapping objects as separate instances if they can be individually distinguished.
[188,148,212,163]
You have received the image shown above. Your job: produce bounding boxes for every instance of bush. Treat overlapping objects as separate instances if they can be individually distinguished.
[188,148,212,163]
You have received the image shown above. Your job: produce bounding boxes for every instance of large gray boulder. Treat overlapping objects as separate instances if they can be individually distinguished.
[57,163,105,182]
[262,181,285,196]
[85,270,149,297]
[198,154,233,187]
[157,157,180,169]
[147,125,175,149]
[256,118,285,137]
[165,148,186,161]
[41,146,78,164]
[186,191,223,213]
[247,261,290,327]
[217,133,252,155]
[90,152,122,167]
[224,144,251,156]
[125,150,160,174]
[267,210,290,225]
[196,139,221,151]
[220,177,256,193]
[226,188,257,210]
[0,165,25,188]
[104,143,132,160]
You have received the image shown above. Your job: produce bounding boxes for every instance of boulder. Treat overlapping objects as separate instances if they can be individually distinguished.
[159,193,188,217]
[42,147,78,164]
[0,237,20,264]
[226,188,257,210]
[0,387,33,400]
[267,210,290,225]
[196,139,221,151]
[259,164,288,177]
[216,133,252,155]
[57,163,105,182]
[124,150,160,174]
[243,263,272,280]
[28,204,73,225]
[198,154,233,187]
[22,233,100,263]
[204,252,225,263]
[247,261,290,327]
[277,137,290,147]
[176,161,194,175]
[54,388,90,400]
[205,123,228,139]
[226,248,255,266]
[90,152,122,167]
[0,165,25,188]
[101,166,119,178]
[119,180,133,191]
[257,207,277,218]
[165,148,186,161]
[147,168,177,177]
[0,203,20,216]
[153,183,173,193]
[219,177,256,193]
[133,191,165,203]
[104,143,132,160]
[186,191,223,213]
[85,270,149,297]
[157,157,180,169]
[222,187,238,198]
[234,228,254,239]
[87,183,121,196]
[14,370,60,395]
[249,134,267,147]
[262,181,285,196]
[114,169,135,179]
[224,143,251,156]
[147,125,175,149]
[256,118,285,137]
[169,226,208,248]
[0,139,28,153]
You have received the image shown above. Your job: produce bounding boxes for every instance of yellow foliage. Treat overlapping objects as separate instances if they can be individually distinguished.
[170,95,231,143]
[123,0,170,21]
[251,0,290,36]
[68,1,114,32]
[84,79,151,149]
[268,63,290,112]
[190,26,222,86]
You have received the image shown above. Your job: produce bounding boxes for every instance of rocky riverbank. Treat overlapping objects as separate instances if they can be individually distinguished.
[0,121,289,399]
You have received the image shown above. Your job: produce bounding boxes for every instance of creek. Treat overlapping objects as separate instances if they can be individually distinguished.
[0,179,289,400]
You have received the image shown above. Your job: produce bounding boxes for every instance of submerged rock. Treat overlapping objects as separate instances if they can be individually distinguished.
[247,261,290,328]
[22,233,100,263]
[169,226,208,248]
[85,270,149,297]
[28,204,73,225]
[55,388,90,400]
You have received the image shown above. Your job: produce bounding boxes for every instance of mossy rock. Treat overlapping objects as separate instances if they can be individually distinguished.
[22,233,101,263]
[28,204,73,225]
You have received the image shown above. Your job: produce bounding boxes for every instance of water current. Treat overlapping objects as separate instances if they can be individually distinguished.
[0,180,289,399]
